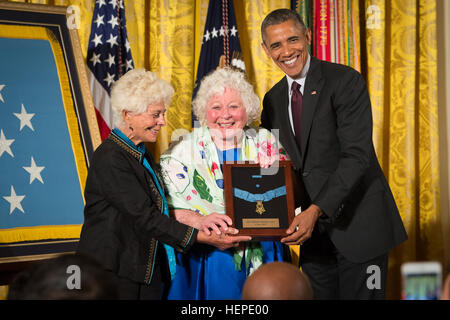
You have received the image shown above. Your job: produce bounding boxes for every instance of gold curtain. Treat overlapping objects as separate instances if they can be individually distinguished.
[365,0,443,299]
[234,0,290,104]
[4,0,446,299]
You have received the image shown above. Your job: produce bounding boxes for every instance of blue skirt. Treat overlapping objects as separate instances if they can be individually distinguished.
[167,241,285,300]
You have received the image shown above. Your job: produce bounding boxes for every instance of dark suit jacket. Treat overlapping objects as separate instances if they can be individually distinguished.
[77,131,197,284]
[261,57,407,263]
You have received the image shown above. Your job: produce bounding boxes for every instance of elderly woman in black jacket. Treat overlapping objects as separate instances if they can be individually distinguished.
[77,69,250,300]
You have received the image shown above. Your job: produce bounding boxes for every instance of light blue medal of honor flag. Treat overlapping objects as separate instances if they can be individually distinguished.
[0,33,85,243]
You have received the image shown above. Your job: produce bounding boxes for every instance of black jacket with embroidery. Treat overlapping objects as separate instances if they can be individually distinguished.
[77,131,197,284]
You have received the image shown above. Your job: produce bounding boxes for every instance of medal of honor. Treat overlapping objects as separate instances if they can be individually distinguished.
[255,200,266,215]
[233,186,286,215]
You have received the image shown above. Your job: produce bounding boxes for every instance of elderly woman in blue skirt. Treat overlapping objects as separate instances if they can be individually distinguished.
[160,68,289,299]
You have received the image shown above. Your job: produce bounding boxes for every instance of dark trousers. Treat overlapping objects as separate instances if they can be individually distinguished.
[110,272,165,300]
[300,228,388,300]
[109,245,171,300]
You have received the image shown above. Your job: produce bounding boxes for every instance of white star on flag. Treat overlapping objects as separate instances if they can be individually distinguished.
[211,27,218,38]
[230,26,238,36]
[97,0,106,8]
[0,84,5,103]
[13,103,35,131]
[106,34,118,48]
[23,156,45,184]
[204,30,210,42]
[108,15,119,29]
[0,129,14,158]
[125,59,133,71]
[109,0,117,10]
[90,52,101,66]
[94,14,104,28]
[105,53,115,67]
[91,33,103,47]
[104,72,115,87]
[220,25,228,36]
[3,185,25,214]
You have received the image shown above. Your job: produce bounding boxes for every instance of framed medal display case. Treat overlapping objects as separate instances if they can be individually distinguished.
[223,161,296,240]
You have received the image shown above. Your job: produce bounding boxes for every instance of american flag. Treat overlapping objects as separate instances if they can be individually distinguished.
[87,0,134,140]
[193,0,245,126]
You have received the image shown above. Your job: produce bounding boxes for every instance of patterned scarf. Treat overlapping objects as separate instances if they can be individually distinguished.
[160,126,288,275]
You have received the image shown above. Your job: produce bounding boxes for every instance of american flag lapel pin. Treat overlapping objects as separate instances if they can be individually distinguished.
[311,90,317,95]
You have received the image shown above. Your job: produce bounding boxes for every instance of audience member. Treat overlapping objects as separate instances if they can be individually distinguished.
[7,253,118,300]
[241,262,313,300]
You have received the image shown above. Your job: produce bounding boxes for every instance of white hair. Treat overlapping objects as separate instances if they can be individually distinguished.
[110,68,174,128]
[192,67,260,126]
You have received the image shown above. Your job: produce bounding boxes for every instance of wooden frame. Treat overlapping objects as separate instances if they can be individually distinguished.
[223,161,296,241]
[0,2,100,281]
